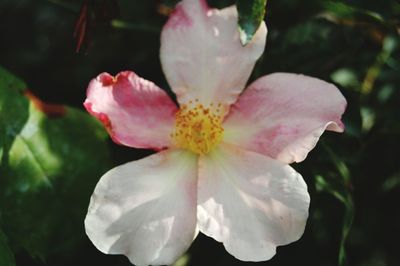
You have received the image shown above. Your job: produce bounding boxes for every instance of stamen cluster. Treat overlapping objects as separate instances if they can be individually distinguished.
[172,100,224,154]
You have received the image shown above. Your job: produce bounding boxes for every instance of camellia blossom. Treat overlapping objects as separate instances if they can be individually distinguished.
[83,0,347,265]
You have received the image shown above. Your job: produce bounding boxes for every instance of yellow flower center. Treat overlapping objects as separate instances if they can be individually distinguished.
[172,101,224,155]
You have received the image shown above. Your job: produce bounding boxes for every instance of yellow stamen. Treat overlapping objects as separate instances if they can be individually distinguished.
[171,101,224,155]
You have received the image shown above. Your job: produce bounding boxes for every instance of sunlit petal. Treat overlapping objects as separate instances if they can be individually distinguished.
[160,0,267,110]
[84,71,177,150]
[85,149,198,266]
[223,73,346,163]
[197,144,310,261]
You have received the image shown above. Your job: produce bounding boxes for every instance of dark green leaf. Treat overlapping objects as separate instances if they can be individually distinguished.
[0,67,29,167]
[0,68,111,259]
[0,229,15,266]
[236,0,267,45]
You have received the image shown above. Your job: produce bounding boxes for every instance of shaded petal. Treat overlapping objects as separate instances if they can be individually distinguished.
[160,0,267,109]
[84,71,177,150]
[223,73,347,163]
[85,149,198,266]
[197,144,310,261]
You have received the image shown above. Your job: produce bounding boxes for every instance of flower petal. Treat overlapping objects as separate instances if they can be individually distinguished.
[160,0,267,109]
[223,73,347,163]
[85,149,198,266]
[197,144,310,261]
[84,71,178,150]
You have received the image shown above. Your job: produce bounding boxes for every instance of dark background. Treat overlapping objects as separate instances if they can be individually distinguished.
[0,0,399,265]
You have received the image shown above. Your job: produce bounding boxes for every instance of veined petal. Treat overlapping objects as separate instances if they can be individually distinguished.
[223,73,347,163]
[84,71,177,150]
[85,149,198,266]
[160,0,267,110]
[197,144,310,261]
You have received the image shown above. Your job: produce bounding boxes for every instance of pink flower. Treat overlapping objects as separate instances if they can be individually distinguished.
[83,0,347,265]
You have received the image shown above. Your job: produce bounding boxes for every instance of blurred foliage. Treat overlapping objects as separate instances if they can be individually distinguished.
[0,67,112,262]
[0,229,15,266]
[315,142,354,266]
[0,0,399,266]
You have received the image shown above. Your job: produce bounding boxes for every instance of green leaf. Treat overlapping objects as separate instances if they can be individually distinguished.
[236,0,267,45]
[0,229,15,266]
[0,67,29,166]
[0,67,111,259]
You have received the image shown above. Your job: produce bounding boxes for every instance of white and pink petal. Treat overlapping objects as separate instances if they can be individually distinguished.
[85,149,198,266]
[84,71,177,150]
[160,0,267,110]
[223,73,347,163]
[197,144,310,261]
